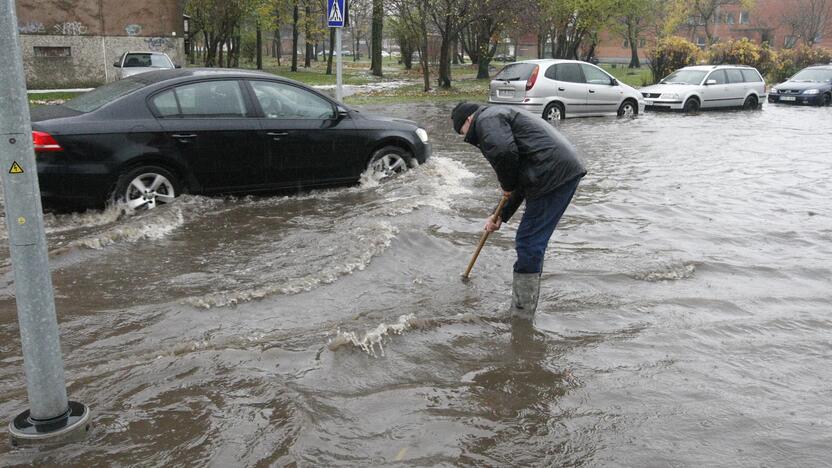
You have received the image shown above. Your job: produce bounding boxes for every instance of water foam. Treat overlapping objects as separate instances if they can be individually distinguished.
[327,313,419,356]
[632,262,697,282]
[184,222,399,308]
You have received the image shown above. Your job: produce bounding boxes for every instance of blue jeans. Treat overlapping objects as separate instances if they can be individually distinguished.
[513,177,581,274]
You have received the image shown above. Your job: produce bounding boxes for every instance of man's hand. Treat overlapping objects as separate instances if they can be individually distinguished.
[503,191,512,198]
[484,215,502,232]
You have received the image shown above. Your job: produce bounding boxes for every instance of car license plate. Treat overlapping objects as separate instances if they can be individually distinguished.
[498,89,514,98]
[781,96,796,101]
[644,99,654,105]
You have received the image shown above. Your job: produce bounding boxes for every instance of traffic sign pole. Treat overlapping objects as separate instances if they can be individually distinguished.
[0,0,90,445]
[328,0,346,101]
[336,28,343,101]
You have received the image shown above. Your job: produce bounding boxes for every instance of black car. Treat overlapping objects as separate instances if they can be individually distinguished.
[768,65,832,106]
[31,69,431,210]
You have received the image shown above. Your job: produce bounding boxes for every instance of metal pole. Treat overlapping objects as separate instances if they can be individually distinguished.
[0,0,89,445]
[335,27,343,101]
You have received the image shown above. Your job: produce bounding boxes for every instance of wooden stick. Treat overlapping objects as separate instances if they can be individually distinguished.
[462,195,509,279]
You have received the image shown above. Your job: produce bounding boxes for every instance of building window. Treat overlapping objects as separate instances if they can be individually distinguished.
[33,46,71,57]
[726,13,735,25]
[639,38,646,48]
[695,36,707,47]
[784,36,797,48]
[740,11,750,24]
[622,39,629,48]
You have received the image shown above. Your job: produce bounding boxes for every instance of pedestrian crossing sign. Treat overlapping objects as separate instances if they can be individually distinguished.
[328,0,346,27]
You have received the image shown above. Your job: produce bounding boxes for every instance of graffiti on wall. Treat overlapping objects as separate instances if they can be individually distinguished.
[125,24,142,37]
[144,37,174,51]
[18,21,46,34]
[53,21,87,36]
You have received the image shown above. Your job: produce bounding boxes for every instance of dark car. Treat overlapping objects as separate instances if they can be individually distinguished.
[31,69,431,210]
[769,65,832,106]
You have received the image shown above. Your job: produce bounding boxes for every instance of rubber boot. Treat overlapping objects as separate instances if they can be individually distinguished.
[509,272,541,320]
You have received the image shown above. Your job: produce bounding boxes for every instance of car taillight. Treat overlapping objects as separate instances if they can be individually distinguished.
[526,65,539,91]
[32,131,63,152]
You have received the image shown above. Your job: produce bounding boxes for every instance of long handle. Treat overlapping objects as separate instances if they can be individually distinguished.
[462,195,509,279]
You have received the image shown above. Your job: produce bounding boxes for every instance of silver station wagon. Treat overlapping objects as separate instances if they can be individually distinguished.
[640,65,766,113]
[489,59,645,122]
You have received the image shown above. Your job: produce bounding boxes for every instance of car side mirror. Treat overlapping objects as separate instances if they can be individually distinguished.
[610,79,618,86]
[705,79,717,85]
[113,61,121,67]
[336,106,349,118]
[174,64,182,69]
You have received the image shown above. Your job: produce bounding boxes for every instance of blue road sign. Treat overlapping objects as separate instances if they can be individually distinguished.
[328,0,345,27]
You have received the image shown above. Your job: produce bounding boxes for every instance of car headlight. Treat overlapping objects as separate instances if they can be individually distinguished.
[802,89,820,95]
[416,128,429,143]
[770,88,779,94]
[663,93,680,99]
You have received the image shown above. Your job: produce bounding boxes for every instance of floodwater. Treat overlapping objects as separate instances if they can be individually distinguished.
[1,103,831,466]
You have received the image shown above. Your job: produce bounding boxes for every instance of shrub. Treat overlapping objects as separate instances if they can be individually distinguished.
[648,36,701,84]
[772,45,832,83]
[707,38,778,77]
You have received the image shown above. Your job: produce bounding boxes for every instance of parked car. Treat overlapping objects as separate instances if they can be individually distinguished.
[768,64,832,106]
[489,59,645,121]
[113,51,178,79]
[493,54,516,62]
[31,69,431,210]
[639,65,766,113]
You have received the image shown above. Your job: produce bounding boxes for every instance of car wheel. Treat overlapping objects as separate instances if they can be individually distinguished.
[543,102,564,123]
[683,98,700,114]
[742,95,758,110]
[367,146,412,180]
[822,93,831,106]
[112,165,181,210]
[617,100,637,117]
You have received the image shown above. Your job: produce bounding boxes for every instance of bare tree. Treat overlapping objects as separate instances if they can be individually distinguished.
[784,0,832,46]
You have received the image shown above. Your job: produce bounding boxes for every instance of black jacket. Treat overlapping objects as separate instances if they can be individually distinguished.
[465,106,587,222]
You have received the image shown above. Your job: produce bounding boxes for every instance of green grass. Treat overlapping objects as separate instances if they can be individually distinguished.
[28,92,82,107]
[600,64,654,87]
[344,78,490,105]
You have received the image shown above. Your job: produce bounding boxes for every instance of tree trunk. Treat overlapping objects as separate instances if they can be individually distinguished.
[276,30,282,66]
[452,38,459,64]
[326,27,335,74]
[256,22,263,70]
[304,6,312,67]
[370,0,383,76]
[476,41,496,79]
[419,19,430,91]
[291,3,299,72]
[627,26,641,68]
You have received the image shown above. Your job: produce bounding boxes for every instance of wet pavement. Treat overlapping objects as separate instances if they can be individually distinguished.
[1,103,831,466]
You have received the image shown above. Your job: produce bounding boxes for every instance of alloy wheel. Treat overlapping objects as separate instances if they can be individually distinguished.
[124,173,176,210]
[370,153,408,178]
[545,105,562,122]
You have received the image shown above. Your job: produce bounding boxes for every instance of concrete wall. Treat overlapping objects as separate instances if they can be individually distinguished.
[22,35,185,89]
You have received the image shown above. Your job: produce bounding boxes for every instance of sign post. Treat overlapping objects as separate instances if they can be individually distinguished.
[0,0,90,445]
[327,0,346,101]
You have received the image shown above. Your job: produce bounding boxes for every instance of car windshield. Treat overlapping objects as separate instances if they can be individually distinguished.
[63,79,147,113]
[789,68,832,82]
[494,63,537,81]
[124,53,173,68]
[662,70,707,85]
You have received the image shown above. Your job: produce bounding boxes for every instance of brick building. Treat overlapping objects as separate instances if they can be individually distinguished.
[15,0,185,88]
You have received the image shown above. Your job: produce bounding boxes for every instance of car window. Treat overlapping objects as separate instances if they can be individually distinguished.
[789,68,832,82]
[251,81,335,119]
[663,70,707,84]
[152,90,179,117]
[494,63,538,81]
[124,53,173,68]
[581,64,612,85]
[740,69,763,82]
[707,70,727,84]
[555,63,585,83]
[725,69,744,84]
[63,78,147,113]
[544,65,557,80]
[171,81,247,117]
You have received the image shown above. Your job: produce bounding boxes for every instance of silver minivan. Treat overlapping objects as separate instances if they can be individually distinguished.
[639,65,766,112]
[489,59,645,122]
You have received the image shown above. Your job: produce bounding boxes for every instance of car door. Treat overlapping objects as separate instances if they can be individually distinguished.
[151,79,267,192]
[247,80,356,188]
[551,63,588,115]
[701,69,731,108]
[581,63,621,114]
[725,68,748,105]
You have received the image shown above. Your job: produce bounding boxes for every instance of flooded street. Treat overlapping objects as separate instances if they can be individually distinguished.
[1,103,831,466]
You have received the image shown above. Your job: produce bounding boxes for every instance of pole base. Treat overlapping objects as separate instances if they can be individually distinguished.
[9,401,91,446]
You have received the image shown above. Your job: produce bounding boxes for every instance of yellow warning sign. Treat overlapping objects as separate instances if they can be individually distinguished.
[9,162,24,174]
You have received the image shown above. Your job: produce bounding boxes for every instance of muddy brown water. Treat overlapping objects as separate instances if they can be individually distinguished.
[1,103,831,466]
